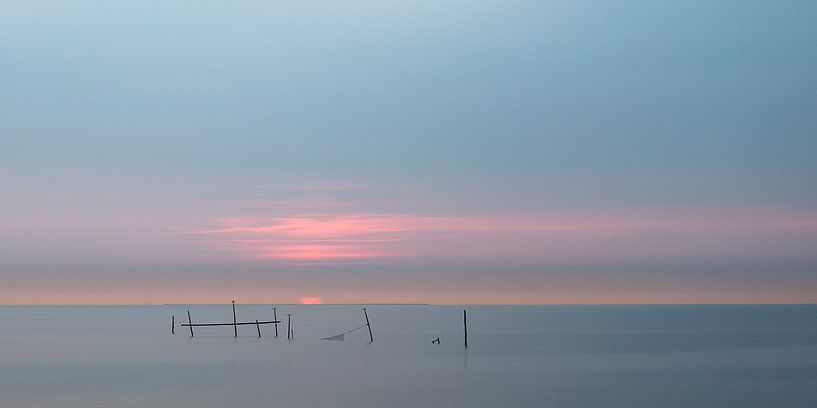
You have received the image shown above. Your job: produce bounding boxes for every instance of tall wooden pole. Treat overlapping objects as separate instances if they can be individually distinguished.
[172,315,175,335]
[232,300,238,338]
[463,309,468,348]
[363,308,373,342]
[287,314,292,340]
[256,320,261,338]
[187,310,194,337]
[273,307,278,337]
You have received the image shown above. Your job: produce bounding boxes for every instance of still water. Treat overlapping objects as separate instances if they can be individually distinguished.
[1,304,816,407]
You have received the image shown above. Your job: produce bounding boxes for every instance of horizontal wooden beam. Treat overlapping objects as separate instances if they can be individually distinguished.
[181,320,280,327]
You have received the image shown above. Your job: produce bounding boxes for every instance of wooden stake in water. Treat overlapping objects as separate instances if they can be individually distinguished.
[232,300,238,338]
[172,315,175,335]
[287,314,292,340]
[187,310,194,337]
[363,308,373,342]
[256,319,261,338]
[463,309,468,348]
[273,307,278,337]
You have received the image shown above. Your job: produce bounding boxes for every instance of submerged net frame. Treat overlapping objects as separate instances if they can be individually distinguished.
[321,324,368,341]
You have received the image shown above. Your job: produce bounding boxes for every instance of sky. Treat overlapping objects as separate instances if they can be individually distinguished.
[2,0,816,304]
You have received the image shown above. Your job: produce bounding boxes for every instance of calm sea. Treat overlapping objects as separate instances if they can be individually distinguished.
[1,304,816,407]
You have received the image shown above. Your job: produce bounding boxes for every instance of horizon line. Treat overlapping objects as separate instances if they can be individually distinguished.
[0,302,814,307]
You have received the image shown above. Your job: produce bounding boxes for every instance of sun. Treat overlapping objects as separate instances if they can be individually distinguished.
[300,296,322,305]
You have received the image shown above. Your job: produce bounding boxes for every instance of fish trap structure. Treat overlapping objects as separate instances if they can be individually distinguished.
[172,301,281,338]
[170,302,375,343]
[172,305,471,347]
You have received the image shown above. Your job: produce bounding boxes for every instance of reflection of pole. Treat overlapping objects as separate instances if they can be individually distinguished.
[232,301,238,338]
[363,308,373,342]
[273,307,278,337]
[172,315,175,335]
[463,310,468,348]
[187,310,194,337]
[287,314,292,340]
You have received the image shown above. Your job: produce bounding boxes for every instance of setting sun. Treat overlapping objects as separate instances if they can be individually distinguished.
[300,297,323,305]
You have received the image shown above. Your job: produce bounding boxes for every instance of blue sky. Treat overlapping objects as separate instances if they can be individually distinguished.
[2,0,816,304]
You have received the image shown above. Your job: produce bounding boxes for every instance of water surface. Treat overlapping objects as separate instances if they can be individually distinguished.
[1,305,816,407]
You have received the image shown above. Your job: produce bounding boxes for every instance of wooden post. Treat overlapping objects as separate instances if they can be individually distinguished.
[273,307,278,337]
[187,310,194,337]
[256,319,261,338]
[232,300,238,338]
[463,309,468,348]
[363,308,373,342]
[172,315,175,335]
[287,314,292,340]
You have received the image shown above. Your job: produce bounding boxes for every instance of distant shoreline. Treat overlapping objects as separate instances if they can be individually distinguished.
[0,303,813,307]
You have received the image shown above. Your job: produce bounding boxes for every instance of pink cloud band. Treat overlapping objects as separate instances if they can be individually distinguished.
[184,211,817,263]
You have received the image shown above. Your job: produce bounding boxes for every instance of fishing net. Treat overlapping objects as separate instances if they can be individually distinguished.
[321,324,368,341]
[322,333,345,341]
